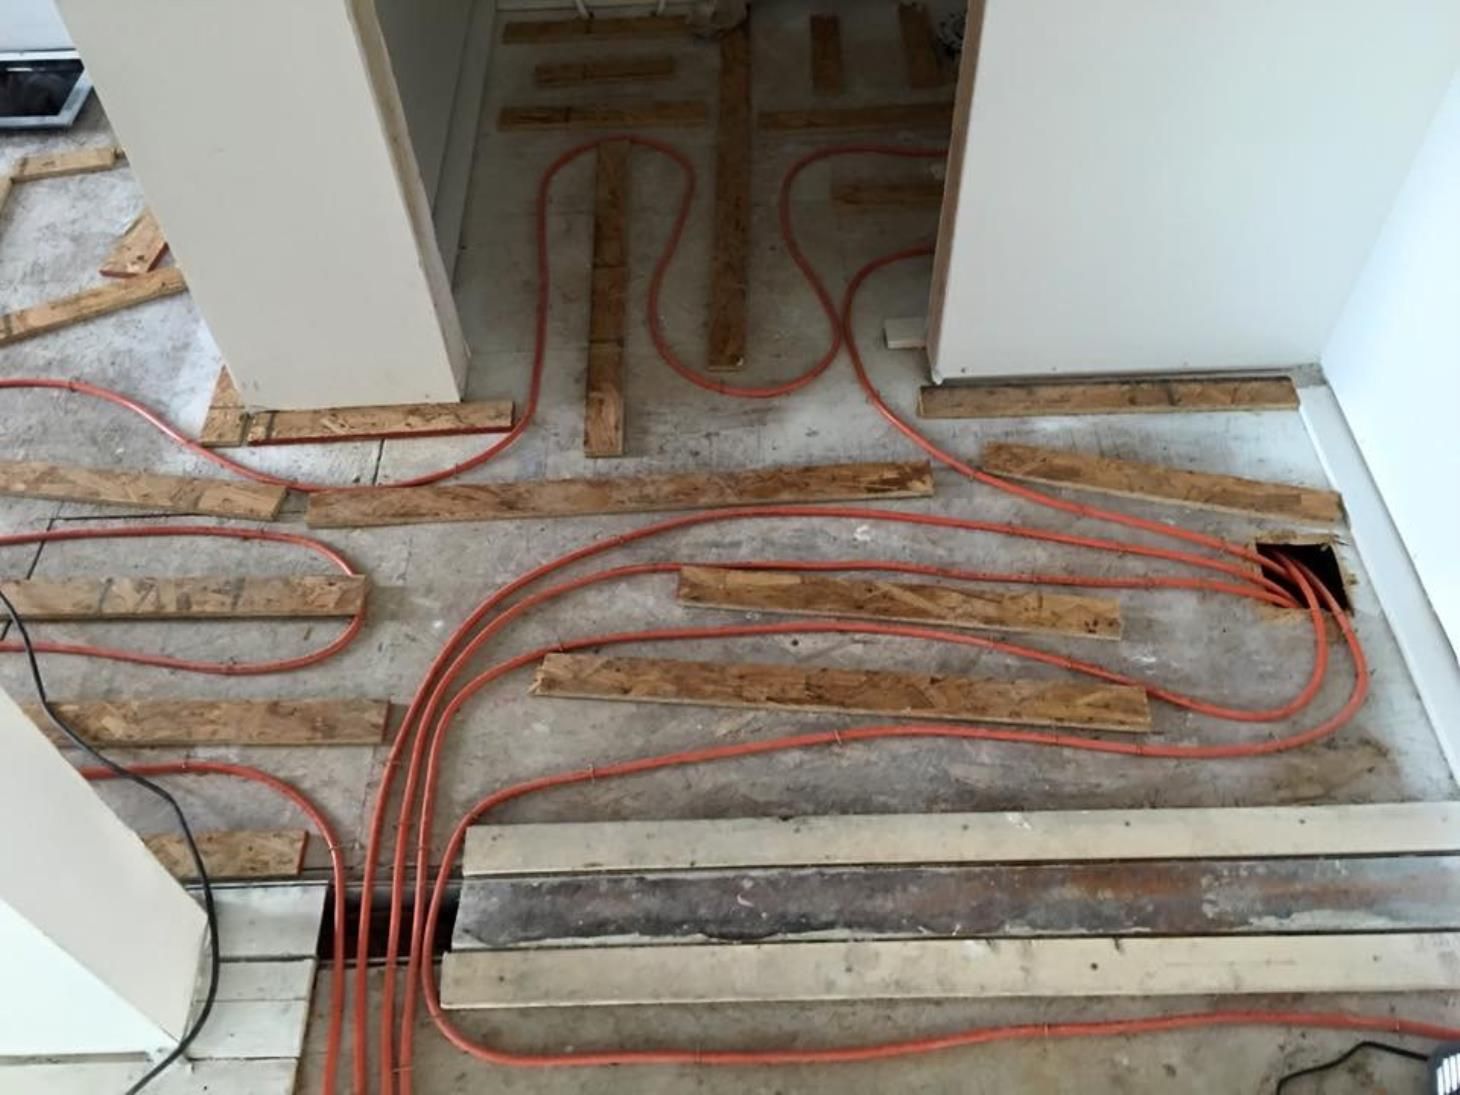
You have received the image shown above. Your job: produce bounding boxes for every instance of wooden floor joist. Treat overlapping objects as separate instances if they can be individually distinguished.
[10,145,121,182]
[306,459,934,528]
[897,2,949,89]
[0,266,187,347]
[981,442,1344,525]
[498,101,707,130]
[920,377,1301,419]
[585,139,630,457]
[29,698,391,747]
[441,932,1460,1008]
[502,14,688,44]
[808,13,845,95]
[534,56,676,87]
[0,458,285,519]
[832,178,944,208]
[531,653,1152,732]
[0,574,366,620]
[100,208,167,278]
[759,102,954,132]
[676,566,1123,639]
[707,18,752,373]
[147,829,307,881]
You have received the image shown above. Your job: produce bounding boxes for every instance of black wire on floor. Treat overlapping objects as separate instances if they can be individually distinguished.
[0,589,221,1095]
[1274,1038,1429,1092]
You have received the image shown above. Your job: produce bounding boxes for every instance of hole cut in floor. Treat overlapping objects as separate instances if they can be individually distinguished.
[1256,540,1352,614]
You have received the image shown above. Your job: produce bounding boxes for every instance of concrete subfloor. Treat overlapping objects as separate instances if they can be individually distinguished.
[3,2,1458,1090]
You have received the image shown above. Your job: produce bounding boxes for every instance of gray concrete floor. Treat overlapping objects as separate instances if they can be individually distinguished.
[3,1,1458,1090]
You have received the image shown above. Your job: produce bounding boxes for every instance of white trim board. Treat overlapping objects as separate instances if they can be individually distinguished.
[204,883,327,961]
[0,1059,298,1095]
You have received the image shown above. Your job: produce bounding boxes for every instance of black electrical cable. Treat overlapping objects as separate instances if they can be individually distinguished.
[0,589,221,1095]
[1274,1038,1429,1092]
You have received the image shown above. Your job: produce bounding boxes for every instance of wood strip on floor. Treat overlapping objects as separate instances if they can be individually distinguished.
[0,266,187,347]
[585,139,629,457]
[898,2,948,89]
[676,566,1122,639]
[211,884,328,960]
[920,377,1301,419]
[499,101,708,130]
[453,854,1460,949]
[0,173,12,218]
[100,208,167,277]
[502,15,688,44]
[198,368,251,447]
[147,829,307,881]
[11,145,121,182]
[808,13,845,95]
[306,459,934,528]
[464,802,1460,876]
[30,698,391,747]
[441,932,1460,1008]
[531,653,1152,732]
[981,442,1344,525]
[187,960,315,1060]
[0,574,365,620]
[534,55,676,87]
[706,18,753,373]
[833,178,944,208]
[759,102,954,132]
[0,458,286,519]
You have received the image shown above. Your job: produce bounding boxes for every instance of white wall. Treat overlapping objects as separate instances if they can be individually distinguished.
[3,0,72,50]
[1323,72,1460,656]
[930,0,1460,380]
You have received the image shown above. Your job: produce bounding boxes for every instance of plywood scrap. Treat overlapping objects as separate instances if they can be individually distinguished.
[706,19,752,374]
[100,208,167,278]
[898,2,949,89]
[503,15,688,44]
[499,101,707,130]
[29,698,391,747]
[147,830,307,881]
[981,442,1343,525]
[920,377,1301,419]
[535,56,676,87]
[0,174,13,220]
[833,178,944,208]
[809,14,845,95]
[0,266,187,347]
[676,566,1122,639]
[0,575,366,620]
[11,145,121,182]
[0,459,285,520]
[307,460,934,528]
[198,368,251,447]
[585,139,629,457]
[531,653,1152,732]
[759,102,953,132]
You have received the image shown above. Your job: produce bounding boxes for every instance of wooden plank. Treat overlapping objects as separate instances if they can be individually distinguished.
[441,932,1460,1008]
[833,178,945,208]
[502,15,689,43]
[706,18,752,373]
[808,14,845,95]
[588,267,627,343]
[898,2,948,89]
[0,574,366,620]
[586,139,628,458]
[920,377,1302,419]
[210,883,327,960]
[759,102,954,132]
[11,145,121,182]
[676,566,1122,640]
[0,174,14,221]
[188,960,314,1060]
[28,698,391,747]
[584,343,626,460]
[100,208,168,278]
[0,459,285,520]
[0,266,187,347]
[534,55,676,87]
[0,1060,298,1095]
[531,653,1152,733]
[453,854,1460,949]
[199,368,251,447]
[981,442,1344,525]
[465,802,1460,876]
[147,829,307,881]
[307,459,934,528]
[499,101,708,130]
[884,316,928,350]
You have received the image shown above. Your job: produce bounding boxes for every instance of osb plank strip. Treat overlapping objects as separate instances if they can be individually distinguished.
[147,829,307,881]
[0,459,285,520]
[759,102,954,132]
[592,138,630,269]
[531,653,1152,733]
[100,208,167,278]
[707,18,752,372]
[677,566,1122,640]
[586,139,629,459]
[584,343,626,459]
[981,442,1343,525]
[11,145,121,182]
[31,698,390,747]
[832,178,944,208]
[588,268,627,343]
[0,266,187,347]
[503,15,688,44]
[920,377,1301,419]
[464,802,1460,876]
[0,174,12,218]
[0,575,366,620]
[307,460,934,528]
[535,56,677,88]
[809,14,845,95]
[499,102,708,130]
[199,369,250,447]
[898,2,948,89]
